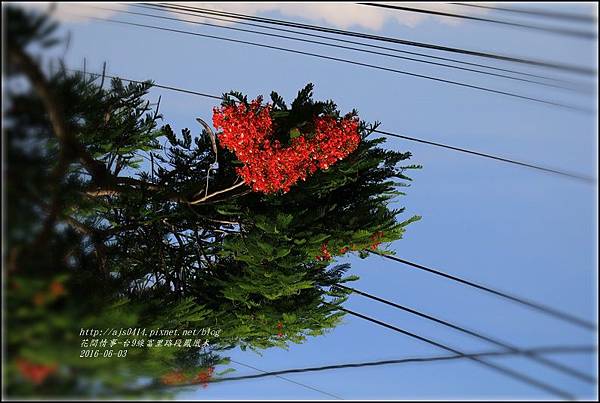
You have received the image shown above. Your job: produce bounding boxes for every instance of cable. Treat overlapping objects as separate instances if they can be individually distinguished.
[129,3,591,93]
[135,3,573,84]
[369,250,597,331]
[71,69,224,100]
[231,360,343,399]
[373,129,596,184]
[162,345,596,390]
[139,4,588,86]
[221,346,596,382]
[330,304,574,399]
[149,3,597,77]
[359,3,597,39]
[115,5,584,92]
[68,69,596,185]
[82,14,593,113]
[234,345,596,377]
[336,284,595,383]
[451,3,598,24]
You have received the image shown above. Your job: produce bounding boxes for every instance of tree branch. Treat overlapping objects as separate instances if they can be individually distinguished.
[8,41,249,208]
[7,43,111,185]
[189,180,246,205]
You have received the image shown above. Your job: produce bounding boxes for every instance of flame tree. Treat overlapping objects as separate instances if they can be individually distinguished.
[3,6,420,398]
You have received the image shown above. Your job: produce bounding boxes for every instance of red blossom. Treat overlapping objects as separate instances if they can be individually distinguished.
[315,242,332,262]
[161,371,187,385]
[33,292,45,307]
[369,231,385,250]
[213,98,360,194]
[16,359,57,385]
[49,281,66,298]
[196,367,214,388]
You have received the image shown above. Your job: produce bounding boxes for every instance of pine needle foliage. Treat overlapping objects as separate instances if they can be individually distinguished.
[4,5,420,398]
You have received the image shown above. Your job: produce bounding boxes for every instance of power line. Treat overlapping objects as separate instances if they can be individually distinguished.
[230,360,343,399]
[116,4,585,93]
[139,4,588,86]
[130,3,591,93]
[369,250,597,331]
[359,3,597,39]
[336,284,595,383]
[162,345,596,389]
[82,14,593,114]
[70,69,224,100]
[69,69,596,184]
[148,3,597,77]
[233,345,596,376]
[373,129,596,184]
[451,3,598,24]
[330,304,574,399]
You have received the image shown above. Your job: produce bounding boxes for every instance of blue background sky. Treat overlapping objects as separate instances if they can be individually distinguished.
[24,2,598,399]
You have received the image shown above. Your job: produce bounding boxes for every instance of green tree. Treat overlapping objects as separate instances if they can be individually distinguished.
[3,5,419,398]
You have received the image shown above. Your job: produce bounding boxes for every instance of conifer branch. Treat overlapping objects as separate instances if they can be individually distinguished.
[7,43,111,185]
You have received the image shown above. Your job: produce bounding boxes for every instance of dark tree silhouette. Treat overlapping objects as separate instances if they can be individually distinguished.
[3,5,419,397]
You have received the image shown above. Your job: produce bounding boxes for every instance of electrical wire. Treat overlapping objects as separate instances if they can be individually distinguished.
[135,3,578,85]
[148,3,597,77]
[127,3,592,94]
[336,284,595,383]
[359,3,597,39]
[330,304,574,399]
[451,3,598,24]
[369,250,597,331]
[81,14,593,113]
[161,345,596,390]
[373,129,596,184]
[231,360,344,399]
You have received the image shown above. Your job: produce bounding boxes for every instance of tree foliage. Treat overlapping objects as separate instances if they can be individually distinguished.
[3,5,420,398]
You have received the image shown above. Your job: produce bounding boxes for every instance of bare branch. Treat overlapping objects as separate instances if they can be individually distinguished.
[189,180,246,205]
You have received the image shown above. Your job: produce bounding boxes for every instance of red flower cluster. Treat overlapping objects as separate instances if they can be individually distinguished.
[277,321,283,338]
[161,371,187,385]
[196,367,215,388]
[213,99,360,193]
[33,292,46,307]
[16,359,57,385]
[315,231,386,261]
[369,231,385,250]
[315,242,332,262]
[49,281,66,297]
[32,280,67,307]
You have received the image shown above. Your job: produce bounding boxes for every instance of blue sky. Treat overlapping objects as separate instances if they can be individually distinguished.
[22,2,598,399]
